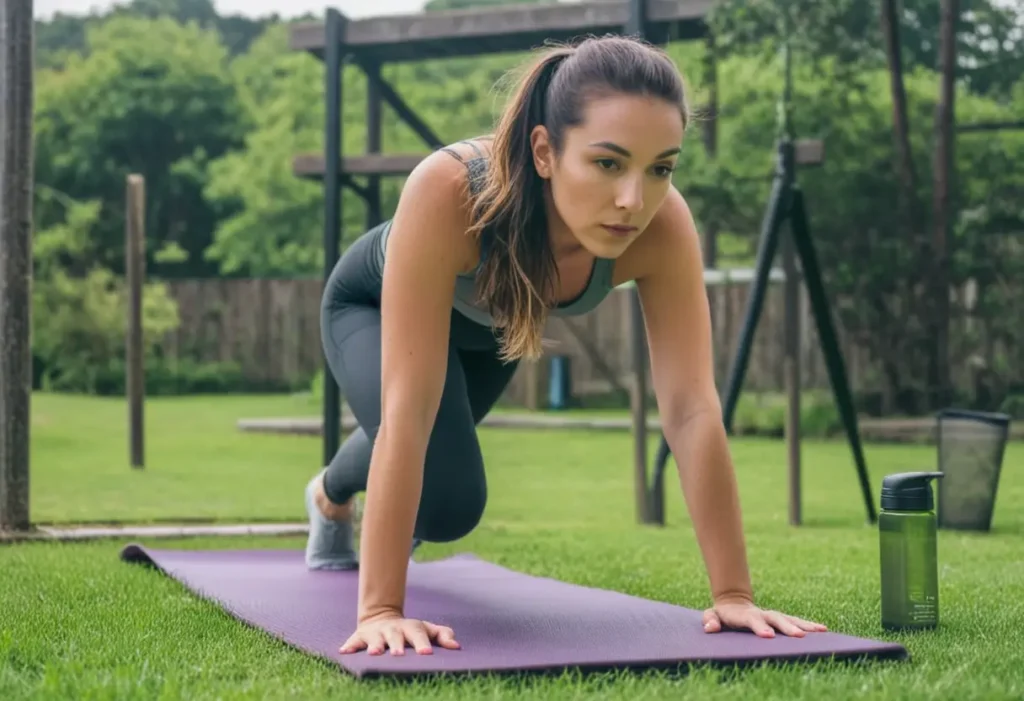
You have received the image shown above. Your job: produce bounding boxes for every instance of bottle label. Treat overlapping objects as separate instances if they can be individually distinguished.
[904,526,938,622]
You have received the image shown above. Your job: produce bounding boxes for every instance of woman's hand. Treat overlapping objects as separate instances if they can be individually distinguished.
[340,615,460,656]
[703,598,828,638]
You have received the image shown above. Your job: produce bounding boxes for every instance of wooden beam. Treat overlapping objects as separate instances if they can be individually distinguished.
[293,152,431,179]
[290,0,711,61]
[957,120,1024,133]
[361,66,445,149]
[365,60,383,228]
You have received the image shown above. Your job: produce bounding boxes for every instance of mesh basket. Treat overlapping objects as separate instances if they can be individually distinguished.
[936,409,1011,531]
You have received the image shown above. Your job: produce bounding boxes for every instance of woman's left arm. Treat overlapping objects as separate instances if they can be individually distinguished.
[632,188,826,639]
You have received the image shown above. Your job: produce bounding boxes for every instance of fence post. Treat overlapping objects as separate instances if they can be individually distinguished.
[126,174,146,469]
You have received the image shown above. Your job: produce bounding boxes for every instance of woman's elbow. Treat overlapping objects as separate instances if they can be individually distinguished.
[662,389,722,434]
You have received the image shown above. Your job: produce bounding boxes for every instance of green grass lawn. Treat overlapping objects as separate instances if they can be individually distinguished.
[3,392,1023,699]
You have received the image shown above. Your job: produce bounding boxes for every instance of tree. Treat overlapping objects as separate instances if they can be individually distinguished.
[33,15,246,278]
[929,0,961,407]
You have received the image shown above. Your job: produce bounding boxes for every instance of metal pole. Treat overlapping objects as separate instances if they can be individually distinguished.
[321,8,345,467]
[625,0,647,36]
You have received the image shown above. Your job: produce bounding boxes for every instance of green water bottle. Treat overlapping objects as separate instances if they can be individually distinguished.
[879,471,943,631]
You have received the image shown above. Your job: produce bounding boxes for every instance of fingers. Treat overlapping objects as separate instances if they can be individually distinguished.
[425,621,461,649]
[365,629,387,655]
[383,626,407,655]
[744,610,777,638]
[404,622,435,655]
[786,615,829,633]
[713,605,775,638]
[340,619,460,656]
[338,632,365,655]
[762,610,805,637]
[751,610,829,638]
[710,602,829,639]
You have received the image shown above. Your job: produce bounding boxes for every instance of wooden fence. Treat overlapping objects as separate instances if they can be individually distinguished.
[157,274,875,406]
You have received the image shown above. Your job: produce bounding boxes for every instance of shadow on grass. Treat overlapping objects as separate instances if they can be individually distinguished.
[308,652,910,689]
[785,516,879,530]
[796,515,1024,537]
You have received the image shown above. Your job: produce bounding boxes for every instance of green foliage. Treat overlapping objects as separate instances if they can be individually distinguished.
[90,356,248,396]
[708,0,1024,97]
[309,368,325,405]
[709,0,883,84]
[731,391,842,438]
[201,24,329,276]
[31,197,181,395]
[34,0,274,70]
[33,14,246,279]
[1000,394,1024,420]
[26,1,1024,410]
[201,24,525,276]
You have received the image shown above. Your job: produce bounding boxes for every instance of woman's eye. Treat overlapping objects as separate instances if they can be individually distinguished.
[595,158,618,170]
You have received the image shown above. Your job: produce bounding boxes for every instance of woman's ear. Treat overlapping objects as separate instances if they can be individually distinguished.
[530,125,554,179]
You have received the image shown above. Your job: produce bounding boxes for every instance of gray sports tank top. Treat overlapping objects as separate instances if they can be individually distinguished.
[378,141,617,327]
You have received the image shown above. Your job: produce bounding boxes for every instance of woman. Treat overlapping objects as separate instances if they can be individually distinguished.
[305,35,828,657]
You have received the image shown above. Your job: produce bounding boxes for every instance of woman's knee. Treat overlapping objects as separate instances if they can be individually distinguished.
[415,459,487,543]
[414,494,487,543]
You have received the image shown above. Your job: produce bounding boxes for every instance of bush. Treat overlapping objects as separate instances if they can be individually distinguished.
[730,390,842,438]
[32,197,183,394]
[93,357,248,396]
[32,266,181,394]
[999,394,1024,420]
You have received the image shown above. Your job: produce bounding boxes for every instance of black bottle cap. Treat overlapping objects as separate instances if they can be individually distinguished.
[881,471,944,512]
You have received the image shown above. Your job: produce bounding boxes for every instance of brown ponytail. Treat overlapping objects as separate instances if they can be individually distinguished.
[467,36,689,362]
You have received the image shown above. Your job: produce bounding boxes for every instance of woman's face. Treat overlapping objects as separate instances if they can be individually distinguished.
[531,92,685,259]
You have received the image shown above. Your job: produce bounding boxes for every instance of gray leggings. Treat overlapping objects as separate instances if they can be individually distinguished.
[319,226,519,543]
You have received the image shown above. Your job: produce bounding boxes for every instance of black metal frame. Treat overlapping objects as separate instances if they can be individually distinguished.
[647,138,878,525]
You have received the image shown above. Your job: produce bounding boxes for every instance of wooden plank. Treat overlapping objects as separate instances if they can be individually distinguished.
[155,279,895,404]
[290,0,711,61]
[293,152,429,179]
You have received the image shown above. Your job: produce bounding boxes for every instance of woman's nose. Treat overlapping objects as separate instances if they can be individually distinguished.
[615,176,644,213]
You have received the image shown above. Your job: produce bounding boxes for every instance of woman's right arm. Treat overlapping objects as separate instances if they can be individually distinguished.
[354,151,478,628]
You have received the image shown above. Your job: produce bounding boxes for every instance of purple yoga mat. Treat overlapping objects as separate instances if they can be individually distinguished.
[120,544,908,678]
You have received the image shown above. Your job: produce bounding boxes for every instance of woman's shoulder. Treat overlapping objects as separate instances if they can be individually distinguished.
[438,136,494,164]
[389,139,493,273]
[402,137,494,207]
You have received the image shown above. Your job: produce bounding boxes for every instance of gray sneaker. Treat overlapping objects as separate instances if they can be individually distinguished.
[304,469,358,570]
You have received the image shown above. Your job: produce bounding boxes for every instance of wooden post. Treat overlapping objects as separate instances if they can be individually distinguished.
[0,0,35,532]
[126,175,145,469]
